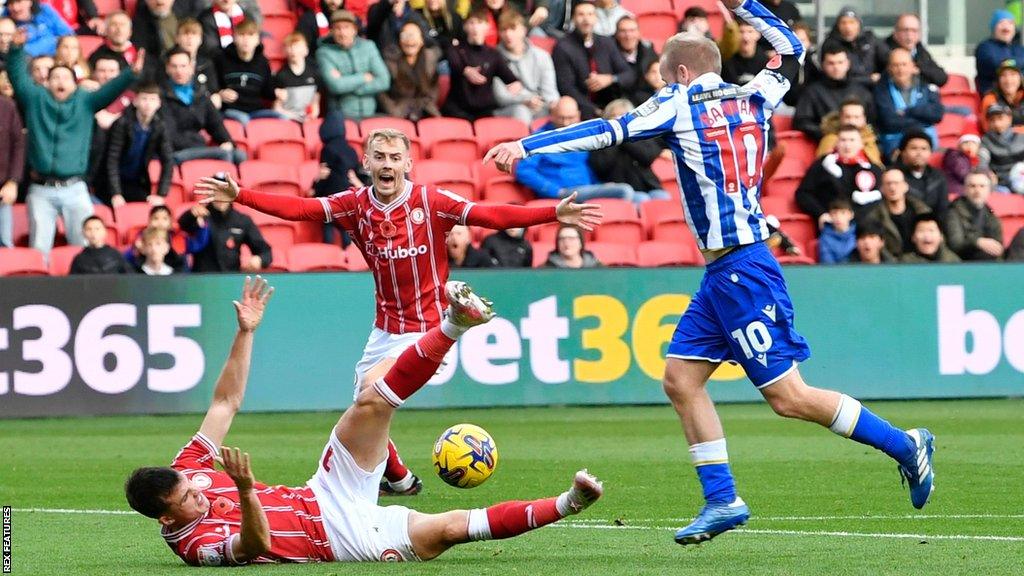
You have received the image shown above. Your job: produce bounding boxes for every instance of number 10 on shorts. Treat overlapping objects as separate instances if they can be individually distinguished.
[730,321,773,365]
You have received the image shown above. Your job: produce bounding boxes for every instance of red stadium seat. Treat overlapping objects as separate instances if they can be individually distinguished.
[776,254,816,265]
[776,131,817,167]
[936,114,966,149]
[260,0,291,15]
[77,35,105,58]
[179,159,238,200]
[287,243,347,272]
[623,0,673,16]
[222,119,248,155]
[235,207,299,255]
[673,0,725,36]
[987,192,1024,217]
[0,247,48,276]
[531,35,556,54]
[928,150,945,169]
[772,113,794,133]
[48,245,82,276]
[651,220,689,243]
[262,248,289,273]
[1002,215,1024,248]
[636,12,678,53]
[360,117,422,158]
[474,116,530,154]
[773,214,817,256]
[298,160,322,191]
[482,178,532,204]
[414,160,477,200]
[437,72,450,107]
[762,176,801,201]
[114,202,156,244]
[587,242,638,266]
[247,118,307,164]
[639,198,684,238]
[942,74,972,95]
[651,156,680,199]
[303,117,324,160]
[418,117,477,160]
[592,199,644,246]
[149,160,185,207]
[759,194,801,217]
[637,240,703,267]
[239,161,303,196]
[344,243,369,271]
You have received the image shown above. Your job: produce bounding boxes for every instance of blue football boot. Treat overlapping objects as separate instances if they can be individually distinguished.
[674,498,750,545]
[898,428,935,509]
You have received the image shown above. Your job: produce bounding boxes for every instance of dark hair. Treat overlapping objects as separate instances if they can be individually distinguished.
[839,97,865,111]
[822,44,850,59]
[856,222,883,239]
[683,6,708,19]
[135,82,161,95]
[899,130,932,151]
[47,64,75,80]
[828,198,853,212]
[125,467,181,519]
[912,212,941,231]
[165,46,192,62]
[92,55,122,70]
[572,0,596,16]
[837,123,861,135]
[149,204,171,218]
[82,215,104,229]
[234,18,259,36]
[554,224,584,250]
[465,8,490,22]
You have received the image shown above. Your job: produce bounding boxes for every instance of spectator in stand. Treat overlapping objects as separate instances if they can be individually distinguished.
[8,31,140,257]
[679,5,739,60]
[3,0,72,57]
[0,71,11,97]
[178,199,272,272]
[317,9,390,120]
[88,12,138,72]
[313,110,364,199]
[505,0,550,33]
[588,98,670,204]
[198,0,256,55]
[161,46,244,164]
[447,224,494,267]
[721,18,767,86]
[443,8,521,121]
[545,224,599,268]
[214,19,278,125]
[979,103,1024,192]
[636,59,666,101]
[946,170,1005,262]
[895,131,948,223]
[793,46,873,141]
[54,35,89,82]
[29,53,54,84]
[796,125,882,230]
[173,18,220,102]
[104,84,174,208]
[863,168,931,258]
[979,60,1024,133]
[975,9,1024,96]
[367,0,430,53]
[131,0,179,71]
[472,0,506,48]
[883,13,947,88]
[816,98,881,166]
[900,213,960,263]
[494,10,557,125]
[44,0,103,35]
[817,198,857,264]
[592,0,630,37]
[821,5,885,88]
[516,96,635,202]
[552,0,632,120]
[0,18,17,71]
[943,133,982,197]
[272,33,321,122]
[481,227,532,267]
[379,21,440,121]
[85,57,134,194]
[781,21,818,107]
[297,0,368,24]
[133,226,176,275]
[0,92,23,248]
[762,0,800,28]
[1007,228,1024,261]
[69,216,130,274]
[614,15,657,107]
[873,47,943,158]
[297,0,351,56]
[124,204,190,272]
[849,222,895,264]
[417,0,464,52]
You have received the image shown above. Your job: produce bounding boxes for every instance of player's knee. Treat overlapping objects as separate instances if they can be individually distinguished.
[354,384,393,414]
[440,518,469,547]
[764,384,812,420]
[662,370,698,402]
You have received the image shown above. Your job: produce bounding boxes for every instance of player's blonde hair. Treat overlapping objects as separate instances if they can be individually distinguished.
[662,31,722,77]
[364,128,411,154]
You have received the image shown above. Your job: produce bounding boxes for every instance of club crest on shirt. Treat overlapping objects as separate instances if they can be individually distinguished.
[197,545,224,566]
[192,473,213,490]
[212,496,235,515]
[410,207,426,225]
[380,549,404,562]
[855,170,877,192]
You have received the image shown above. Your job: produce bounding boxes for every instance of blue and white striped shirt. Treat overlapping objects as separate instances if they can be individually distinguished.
[520,0,804,251]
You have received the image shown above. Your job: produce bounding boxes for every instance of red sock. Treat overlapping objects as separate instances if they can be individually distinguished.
[383,438,410,483]
[485,498,562,539]
[374,327,455,405]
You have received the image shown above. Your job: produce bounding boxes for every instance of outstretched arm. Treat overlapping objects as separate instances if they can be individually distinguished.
[467,192,603,232]
[198,276,274,447]
[195,175,329,221]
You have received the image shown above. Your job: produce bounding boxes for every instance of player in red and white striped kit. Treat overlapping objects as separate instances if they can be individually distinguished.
[194,128,602,496]
[125,276,602,566]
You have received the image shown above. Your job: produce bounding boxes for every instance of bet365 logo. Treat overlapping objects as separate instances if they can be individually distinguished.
[937,286,1024,375]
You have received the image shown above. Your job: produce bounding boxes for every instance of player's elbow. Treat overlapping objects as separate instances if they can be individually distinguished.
[240,533,272,559]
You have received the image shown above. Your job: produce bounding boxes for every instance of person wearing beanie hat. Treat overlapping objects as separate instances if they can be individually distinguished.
[821,5,887,89]
[979,59,1024,132]
[979,101,1024,191]
[942,133,984,198]
[975,9,1024,95]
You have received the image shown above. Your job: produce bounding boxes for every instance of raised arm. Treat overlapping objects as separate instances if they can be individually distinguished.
[733,0,804,109]
[197,276,274,447]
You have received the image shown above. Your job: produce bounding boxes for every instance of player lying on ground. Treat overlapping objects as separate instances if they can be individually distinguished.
[485,0,935,545]
[124,277,602,565]
[194,129,601,497]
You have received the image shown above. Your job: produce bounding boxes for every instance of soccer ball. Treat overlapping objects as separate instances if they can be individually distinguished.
[432,423,499,488]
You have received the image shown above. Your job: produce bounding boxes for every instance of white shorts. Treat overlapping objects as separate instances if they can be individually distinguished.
[352,328,427,400]
[307,430,419,562]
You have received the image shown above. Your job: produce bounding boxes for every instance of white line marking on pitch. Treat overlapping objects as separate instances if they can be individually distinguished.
[13,508,136,515]
[552,524,1024,542]
[566,514,1024,522]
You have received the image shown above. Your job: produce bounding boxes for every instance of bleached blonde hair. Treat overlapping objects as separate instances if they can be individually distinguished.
[364,128,411,153]
[661,31,722,78]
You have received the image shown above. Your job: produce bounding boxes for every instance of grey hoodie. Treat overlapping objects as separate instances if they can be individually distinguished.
[494,41,559,108]
[979,127,1024,188]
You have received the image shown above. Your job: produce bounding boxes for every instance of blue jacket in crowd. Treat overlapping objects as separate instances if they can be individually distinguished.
[3,3,73,57]
[515,122,599,199]
[873,77,944,157]
[818,222,858,264]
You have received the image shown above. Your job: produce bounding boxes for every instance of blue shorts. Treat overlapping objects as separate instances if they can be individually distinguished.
[667,242,810,388]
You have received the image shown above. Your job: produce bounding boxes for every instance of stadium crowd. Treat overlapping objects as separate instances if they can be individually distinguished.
[0,0,1023,276]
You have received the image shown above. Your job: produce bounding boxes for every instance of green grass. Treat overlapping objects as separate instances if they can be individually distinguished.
[2,400,1022,575]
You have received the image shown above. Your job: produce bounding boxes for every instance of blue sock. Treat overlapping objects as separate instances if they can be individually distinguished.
[690,439,737,504]
[830,394,915,464]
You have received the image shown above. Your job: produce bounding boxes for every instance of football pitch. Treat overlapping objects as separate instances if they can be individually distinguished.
[1,399,1021,575]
